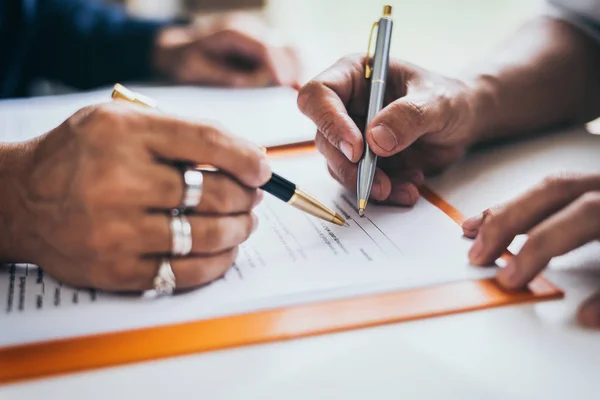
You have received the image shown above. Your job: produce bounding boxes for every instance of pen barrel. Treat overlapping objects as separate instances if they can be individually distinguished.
[287,188,337,224]
[358,16,393,203]
[370,17,393,86]
[260,173,296,202]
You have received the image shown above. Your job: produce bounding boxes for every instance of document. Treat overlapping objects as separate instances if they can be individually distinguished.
[0,153,497,348]
[0,84,314,146]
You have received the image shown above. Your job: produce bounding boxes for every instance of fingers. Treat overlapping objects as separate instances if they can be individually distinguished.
[465,174,600,266]
[193,171,262,214]
[317,132,422,205]
[176,49,272,87]
[141,213,257,255]
[141,167,261,214]
[366,91,448,157]
[91,248,239,292]
[298,56,368,162]
[140,111,271,188]
[497,192,600,289]
[578,291,600,328]
[316,132,391,201]
[200,29,300,87]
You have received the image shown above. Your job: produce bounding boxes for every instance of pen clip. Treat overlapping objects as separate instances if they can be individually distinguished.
[365,21,378,79]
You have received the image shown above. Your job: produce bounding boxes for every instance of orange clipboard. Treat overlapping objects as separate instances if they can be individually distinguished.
[0,142,563,385]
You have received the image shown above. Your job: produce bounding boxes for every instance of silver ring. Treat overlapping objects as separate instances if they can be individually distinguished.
[170,214,192,256]
[153,258,176,295]
[182,169,203,209]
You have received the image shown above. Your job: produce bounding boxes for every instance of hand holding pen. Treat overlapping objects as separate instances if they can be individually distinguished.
[298,6,468,213]
[112,84,347,227]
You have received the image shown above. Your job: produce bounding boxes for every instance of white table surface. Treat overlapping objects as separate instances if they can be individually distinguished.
[2,126,600,399]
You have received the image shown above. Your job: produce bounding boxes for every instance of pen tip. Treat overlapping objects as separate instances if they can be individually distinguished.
[332,213,347,227]
[343,221,350,227]
[358,208,365,217]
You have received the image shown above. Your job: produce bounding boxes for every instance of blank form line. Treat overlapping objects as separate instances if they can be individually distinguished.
[342,195,402,253]
[364,215,404,255]
[349,219,386,255]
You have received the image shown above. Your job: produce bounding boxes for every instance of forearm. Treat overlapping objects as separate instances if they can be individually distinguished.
[465,17,600,145]
[0,142,33,263]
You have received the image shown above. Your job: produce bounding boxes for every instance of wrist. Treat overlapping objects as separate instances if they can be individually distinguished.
[460,73,502,146]
[0,140,37,263]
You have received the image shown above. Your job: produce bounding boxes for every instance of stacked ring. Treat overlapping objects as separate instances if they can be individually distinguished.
[170,214,192,256]
[153,258,176,295]
[151,168,202,296]
[181,168,203,209]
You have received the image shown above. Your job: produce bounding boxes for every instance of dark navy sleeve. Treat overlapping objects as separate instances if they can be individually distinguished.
[26,0,174,90]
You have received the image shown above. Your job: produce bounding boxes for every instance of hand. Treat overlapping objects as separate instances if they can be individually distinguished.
[153,13,301,88]
[297,55,476,205]
[7,102,271,292]
[462,174,600,328]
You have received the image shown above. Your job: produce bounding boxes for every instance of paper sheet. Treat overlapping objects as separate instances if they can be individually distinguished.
[0,85,315,146]
[0,153,497,348]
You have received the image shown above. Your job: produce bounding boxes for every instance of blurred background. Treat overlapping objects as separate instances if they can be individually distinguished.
[119,0,545,79]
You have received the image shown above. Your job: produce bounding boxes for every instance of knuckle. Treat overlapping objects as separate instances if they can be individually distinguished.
[478,208,503,241]
[71,104,130,143]
[539,174,578,194]
[522,233,545,256]
[336,54,365,73]
[398,100,426,132]
[297,80,320,112]
[341,53,364,64]
[316,111,343,146]
[198,123,225,147]
[203,219,225,250]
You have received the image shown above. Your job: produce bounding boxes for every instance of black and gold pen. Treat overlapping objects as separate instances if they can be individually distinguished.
[111,84,347,227]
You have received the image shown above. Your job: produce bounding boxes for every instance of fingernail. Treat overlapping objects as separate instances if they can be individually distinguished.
[370,125,397,152]
[339,141,354,161]
[462,212,485,233]
[498,258,519,287]
[259,158,272,183]
[259,146,267,154]
[468,236,484,264]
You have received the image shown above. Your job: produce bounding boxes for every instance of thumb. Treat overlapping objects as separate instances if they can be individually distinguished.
[366,93,445,157]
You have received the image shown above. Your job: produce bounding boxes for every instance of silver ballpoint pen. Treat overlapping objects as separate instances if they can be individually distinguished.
[357,5,393,216]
